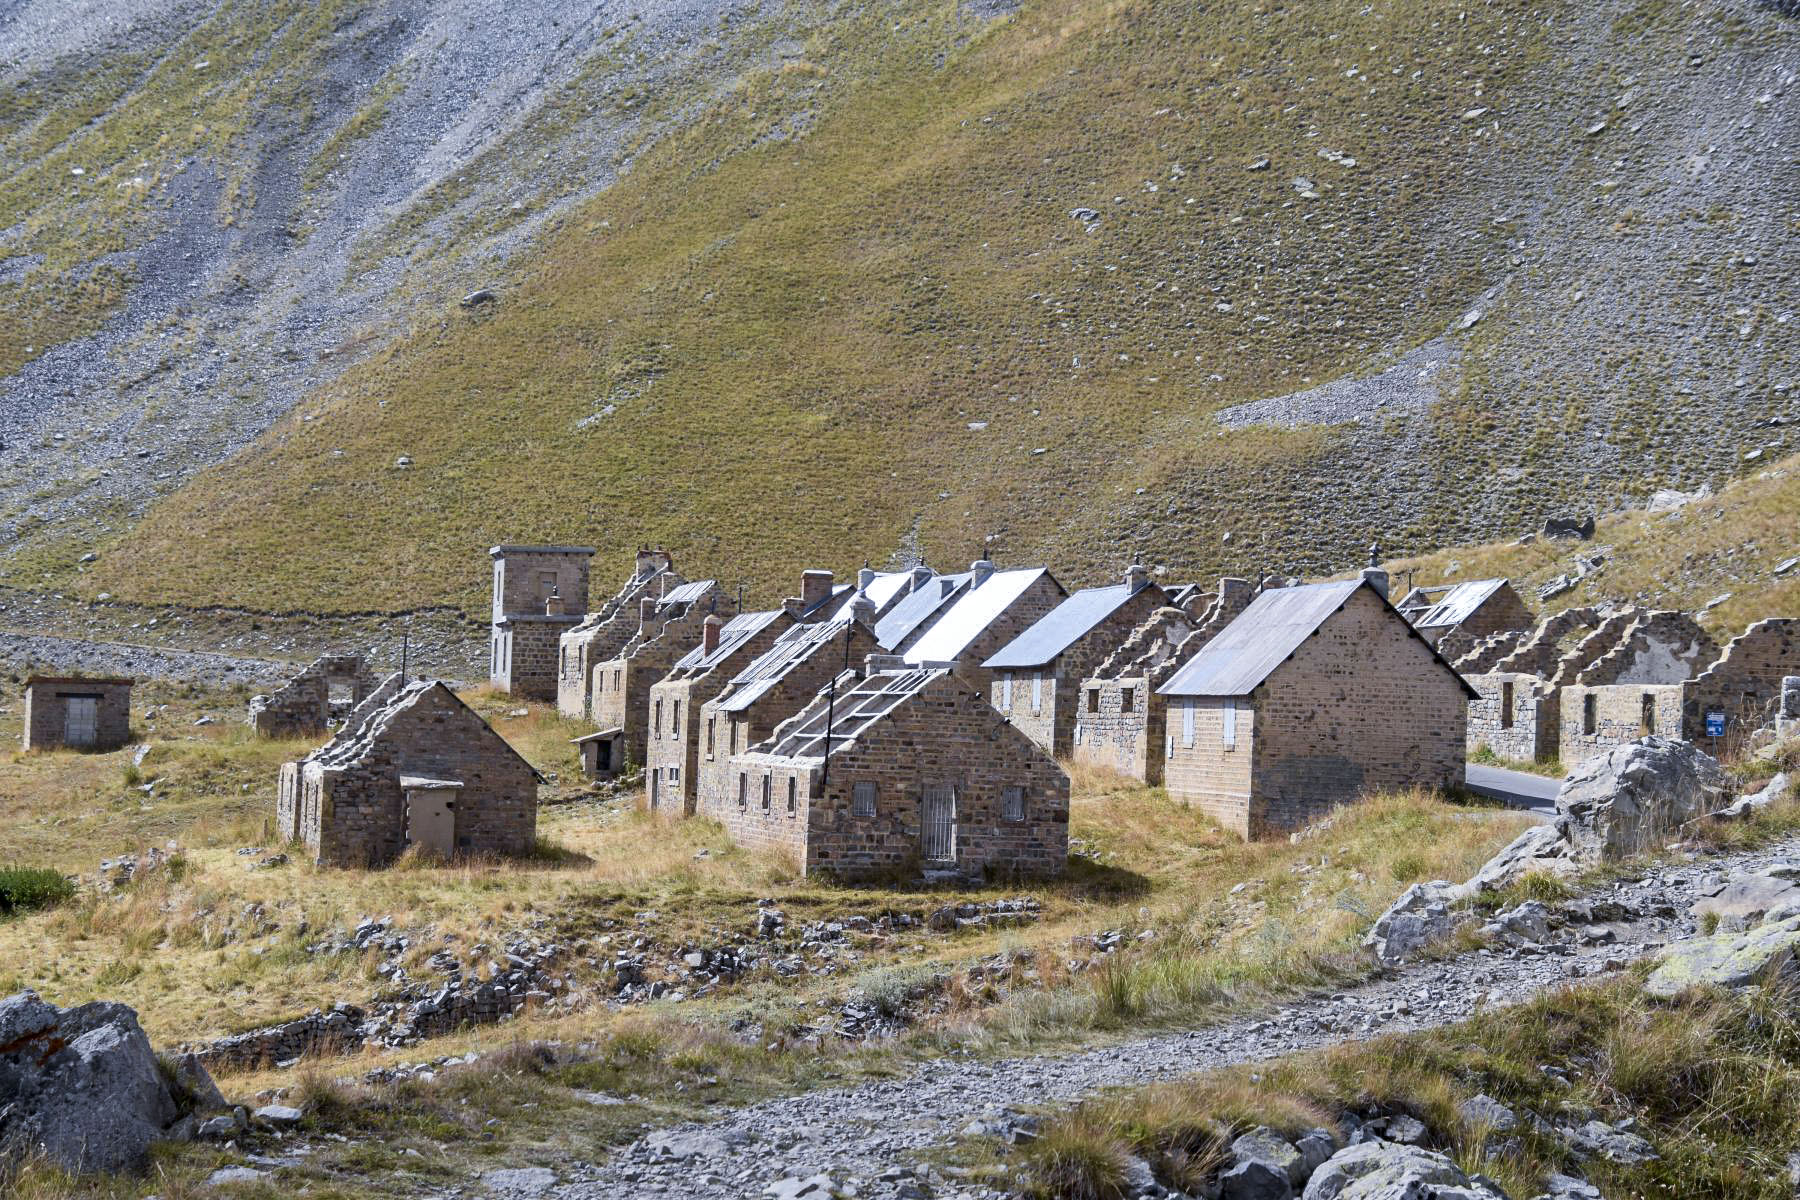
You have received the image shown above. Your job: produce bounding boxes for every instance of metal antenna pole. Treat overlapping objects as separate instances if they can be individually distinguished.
[401,616,411,684]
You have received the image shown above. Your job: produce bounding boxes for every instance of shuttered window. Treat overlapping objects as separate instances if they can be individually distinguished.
[1181,698,1195,747]
[1221,701,1237,750]
[1031,673,1043,712]
[1002,787,1024,822]
[1000,675,1013,710]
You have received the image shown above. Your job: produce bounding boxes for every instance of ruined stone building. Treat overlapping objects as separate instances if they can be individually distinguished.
[899,563,1067,689]
[489,544,594,700]
[247,654,378,738]
[555,549,683,719]
[984,566,1168,758]
[1395,578,1532,657]
[575,579,737,780]
[277,678,540,867]
[1071,578,1256,785]
[722,656,1068,880]
[1557,610,1720,765]
[1682,619,1800,756]
[1158,574,1475,839]
[21,675,133,751]
[642,609,798,814]
[1461,605,1619,763]
[695,571,882,818]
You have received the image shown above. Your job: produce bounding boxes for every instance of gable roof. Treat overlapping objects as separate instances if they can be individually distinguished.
[876,571,972,649]
[715,619,866,713]
[1396,578,1509,631]
[755,666,952,760]
[668,609,788,675]
[309,680,547,782]
[983,579,1161,669]
[1158,580,1478,699]
[904,567,1057,664]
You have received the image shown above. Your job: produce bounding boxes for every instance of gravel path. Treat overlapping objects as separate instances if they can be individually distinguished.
[0,630,291,687]
[485,835,1799,1200]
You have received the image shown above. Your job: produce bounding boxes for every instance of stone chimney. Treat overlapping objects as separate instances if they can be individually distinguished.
[1361,567,1391,600]
[910,565,933,593]
[863,653,908,674]
[639,595,657,632]
[1124,563,1149,592]
[849,594,877,627]
[800,569,834,613]
[702,613,723,655]
[858,566,876,591]
[544,589,566,617]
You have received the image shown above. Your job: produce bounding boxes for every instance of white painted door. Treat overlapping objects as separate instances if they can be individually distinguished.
[920,784,956,862]
[64,696,98,747]
[405,788,457,857]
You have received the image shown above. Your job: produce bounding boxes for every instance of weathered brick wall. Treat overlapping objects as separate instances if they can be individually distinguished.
[285,686,537,867]
[1465,671,1557,762]
[21,679,133,751]
[725,674,1068,880]
[1558,682,1686,766]
[1492,605,1608,678]
[1681,618,1800,756]
[695,624,880,818]
[1163,697,1256,833]
[1248,588,1468,837]
[646,618,794,817]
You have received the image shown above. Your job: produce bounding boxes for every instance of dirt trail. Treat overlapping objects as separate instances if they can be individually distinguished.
[478,836,1797,1200]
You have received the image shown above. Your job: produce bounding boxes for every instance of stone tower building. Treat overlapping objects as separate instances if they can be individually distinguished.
[488,544,594,700]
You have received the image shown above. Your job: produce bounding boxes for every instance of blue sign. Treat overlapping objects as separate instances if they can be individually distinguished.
[1705,710,1727,738]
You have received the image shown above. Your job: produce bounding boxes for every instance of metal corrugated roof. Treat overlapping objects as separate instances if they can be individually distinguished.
[983,580,1157,669]
[660,579,717,607]
[669,609,785,673]
[904,568,1053,665]
[716,618,861,712]
[1157,580,1363,697]
[858,571,916,615]
[876,572,971,649]
[1398,579,1507,631]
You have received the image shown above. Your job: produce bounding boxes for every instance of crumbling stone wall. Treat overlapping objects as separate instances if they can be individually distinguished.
[1557,611,1722,765]
[1681,618,1800,756]
[247,654,377,738]
[1452,628,1529,675]
[277,683,537,867]
[727,674,1068,880]
[555,551,683,718]
[1574,611,1718,687]
[1465,671,1558,762]
[21,676,133,751]
[646,616,794,816]
[1490,606,1608,678]
[589,588,733,775]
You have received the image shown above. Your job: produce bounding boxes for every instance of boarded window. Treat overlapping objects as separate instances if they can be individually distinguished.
[1500,681,1515,729]
[1031,673,1043,712]
[1221,701,1237,750]
[852,781,876,817]
[1002,786,1024,822]
[1181,698,1195,747]
[706,717,716,758]
[761,775,772,811]
[1000,675,1013,710]
[1121,687,1135,714]
[1583,693,1598,736]
[787,777,797,814]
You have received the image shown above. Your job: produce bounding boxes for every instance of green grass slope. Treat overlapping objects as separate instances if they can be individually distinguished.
[42,0,1800,614]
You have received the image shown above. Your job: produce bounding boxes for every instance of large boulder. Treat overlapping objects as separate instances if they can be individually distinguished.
[1644,914,1800,999]
[0,990,215,1173]
[1466,823,1581,894]
[1363,881,1472,966]
[1556,737,1731,861]
[1300,1141,1509,1199]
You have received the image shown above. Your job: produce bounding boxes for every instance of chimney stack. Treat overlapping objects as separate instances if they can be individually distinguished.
[800,569,834,613]
[969,558,995,589]
[702,613,723,655]
[909,565,933,593]
[1360,567,1391,600]
[1125,563,1149,592]
[544,589,566,617]
[857,565,876,591]
[849,594,877,627]
[639,595,657,632]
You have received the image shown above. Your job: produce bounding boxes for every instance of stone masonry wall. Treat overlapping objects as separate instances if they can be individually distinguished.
[645,618,794,817]
[22,678,133,751]
[496,617,577,701]
[1681,618,1800,757]
[248,654,377,738]
[1465,671,1557,762]
[1162,697,1257,833]
[1248,587,1468,837]
[1574,611,1718,686]
[1072,675,1163,782]
[1558,682,1687,767]
[727,675,1068,880]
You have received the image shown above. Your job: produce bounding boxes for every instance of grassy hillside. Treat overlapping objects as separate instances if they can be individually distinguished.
[7,0,1797,615]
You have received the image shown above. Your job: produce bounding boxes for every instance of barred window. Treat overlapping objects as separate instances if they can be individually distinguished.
[852,781,876,817]
[1002,787,1025,822]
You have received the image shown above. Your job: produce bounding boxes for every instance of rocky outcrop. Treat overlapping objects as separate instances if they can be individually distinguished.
[1300,1141,1509,1199]
[1557,737,1731,860]
[1645,913,1800,998]
[1691,862,1800,932]
[1363,881,1472,966]
[0,990,218,1174]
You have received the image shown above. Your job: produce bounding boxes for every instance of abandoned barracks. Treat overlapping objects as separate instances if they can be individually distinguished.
[239,538,1798,875]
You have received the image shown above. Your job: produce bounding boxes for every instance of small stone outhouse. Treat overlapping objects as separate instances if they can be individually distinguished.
[22,676,133,751]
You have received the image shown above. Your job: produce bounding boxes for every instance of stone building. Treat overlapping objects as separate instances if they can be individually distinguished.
[555,549,683,719]
[722,656,1068,880]
[900,563,1067,690]
[21,676,133,751]
[695,571,881,819]
[577,580,736,780]
[247,654,378,738]
[1158,574,1475,839]
[1461,605,1626,764]
[1557,611,1720,766]
[1071,578,1255,785]
[1681,619,1800,757]
[642,609,798,814]
[277,679,540,868]
[984,566,1168,758]
[1395,578,1532,656]
[489,544,594,700]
